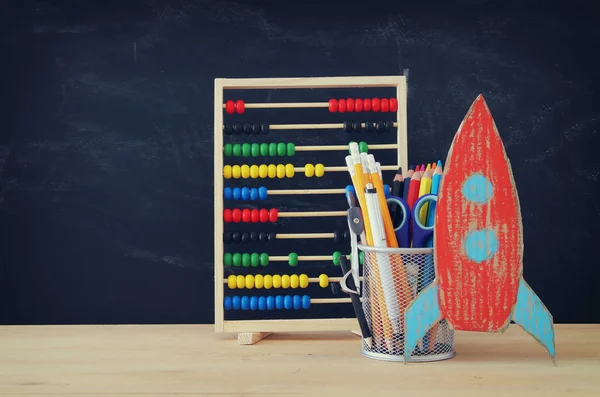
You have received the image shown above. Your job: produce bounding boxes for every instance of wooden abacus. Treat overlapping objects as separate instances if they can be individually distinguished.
[214,76,407,344]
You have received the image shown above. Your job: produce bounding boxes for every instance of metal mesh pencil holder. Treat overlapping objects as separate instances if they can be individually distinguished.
[358,244,455,362]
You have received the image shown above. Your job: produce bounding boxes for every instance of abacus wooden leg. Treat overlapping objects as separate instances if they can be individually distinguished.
[238,332,272,345]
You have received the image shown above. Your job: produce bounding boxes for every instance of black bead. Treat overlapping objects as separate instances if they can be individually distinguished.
[250,231,259,242]
[365,121,374,132]
[258,232,268,242]
[375,121,383,132]
[232,123,242,134]
[224,124,233,135]
[232,232,241,243]
[343,121,352,133]
[334,229,343,243]
[241,232,250,244]
[223,232,232,243]
[268,232,276,241]
[243,123,251,134]
[260,124,269,134]
[343,229,350,241]
[385,120,394,132]
[330,282,340,295]
[352,121,361,132]
[251,124,260,134]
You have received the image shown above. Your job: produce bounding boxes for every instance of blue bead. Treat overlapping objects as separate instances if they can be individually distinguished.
[275,295,284,309]
[250,296,258,310]
[302,295,310,309]
[284,295,292,310]
[232,187,241,200]
[241,187,250,200]
[258,296,266,310]
[241,296,250,310]
[258,186,267,200]
[250,188,259,201]
[266,296,275,310]
[384,184,391,198]
[232,296,241,310]
[223,296,232,310]
[224,187,232,200]
[293,295,301,310]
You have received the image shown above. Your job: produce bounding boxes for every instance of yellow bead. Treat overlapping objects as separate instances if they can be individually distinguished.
[263,275,273,289]
[228,275,237,289]
[232,165,241,179]
[223,165,232,179]
[241,165,250,179]
[290,274,299,289]
[319,274,329,288]
[250,165,259,179]
[245,274,255,289]
[237,275,245,289]
[259,164,268,178]
[276,164,285,179]
[285,164,295,178]
[304,163,315,177]
[315,163,325,177]
[272,274,282,288]
[268,164,277,178]
[281,274,290,288]
[299,274,308,288]
[254,274,264,289]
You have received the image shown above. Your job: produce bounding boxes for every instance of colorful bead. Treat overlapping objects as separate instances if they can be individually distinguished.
[273,274,282,288]
[390,98,398,112]
[232,253,242,267]
[267,164,277,178]
[372,98,381,112]
[363,98,372,111]
[251,143,260,157]
[232,187,241,200]
[232,144,241,157]
[241,143,251,157]
[269,208,278,222]
[245,274,254,289]
[250,165,259,179]
[224,187,232,199]
[241,208,251,223]
[235,100,245,114]
[241,165,250,179]
[275,295,284,309]
[284,295,292,309]
[285,164,294,178]
[260,143,269,156]
[281,274,290,289]
[355,98,363,112]
[329,99,338,112]
[319,274,329,288]
[232,208,242,223]
[258,296,266,310]
[232,296,240,310]
[315,163,325,177]
[302,295,310,309]
[288,252,298,266]
[231,165,241,179]
[346,98,355,112]
[241,296,249,310]
[332,251,342,265]
[223,165,232,179]
[269,143,277,157]
[227,275,236,288]
[255,274,264,288]
[338,98,347,113]
[250,252,260,267]
[299,274,308,288]
[266,295,275,309]
[260,252,269,266]
[384,184,391,198]
[286,143,295,156]
[290,274,299,288]
[223,144,233,156]
[359,141,368,153]
[277,142,286,156]
[276,164,285,178]
[242,253,251,268]
[259,209,269,223]
[225,100,235,114]
[236,275,245,289]
[264,275,273,289]
[259,164,268,178]
[304,164,315,177]
[223,209,232,222]
[224,296,232,310]
[224,252,232,267]
[258,186,267,200]
[249,296,258,310]
[381,98,389,112]
[251,209,259,223]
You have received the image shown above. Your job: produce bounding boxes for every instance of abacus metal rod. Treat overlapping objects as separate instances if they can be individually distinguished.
[223,102,329,109]
[293,165,396,172]
[295,143,398,151]
[222,122,398,131]
[278,211,346,218]
[267,188,345,195]
[275,232,334,239]
[222,276,364,284]
[268,255,347,261]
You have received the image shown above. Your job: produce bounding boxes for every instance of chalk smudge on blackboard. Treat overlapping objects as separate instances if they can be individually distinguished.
[119,242,193,269]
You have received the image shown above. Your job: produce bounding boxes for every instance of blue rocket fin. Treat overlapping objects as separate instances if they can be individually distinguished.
[403,280,442,361]
[512,278,556,364]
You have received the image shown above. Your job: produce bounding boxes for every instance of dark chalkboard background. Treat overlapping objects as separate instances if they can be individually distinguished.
[1,0,599,325]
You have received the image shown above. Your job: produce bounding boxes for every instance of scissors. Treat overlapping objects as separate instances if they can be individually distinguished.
[386,194,437,248]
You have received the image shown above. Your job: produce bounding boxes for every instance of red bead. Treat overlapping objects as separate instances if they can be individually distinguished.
[372,98,381,112]
[251,209,259,223]
[223,209,232,223]
[338,99,347,113]
[225,100,235,114]
[346,98,354,112]
[328,99,338,112]
[390,98,398,112]
[259,208,269,223]
[354,98,363,112]
[381,98,389,112]
[235,100,245,114]
[232,208,242,223]
[269,208,279,223]
[242,208,251,223]
[363,98,372,112]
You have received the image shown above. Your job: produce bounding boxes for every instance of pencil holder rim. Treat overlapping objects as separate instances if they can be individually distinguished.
[357,244,433,255]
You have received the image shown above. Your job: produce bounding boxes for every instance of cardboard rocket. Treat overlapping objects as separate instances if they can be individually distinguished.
[403,95,556,363]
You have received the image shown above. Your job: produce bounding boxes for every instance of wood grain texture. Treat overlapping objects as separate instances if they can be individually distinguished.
[435,94,523,332]
[0,324,598,397]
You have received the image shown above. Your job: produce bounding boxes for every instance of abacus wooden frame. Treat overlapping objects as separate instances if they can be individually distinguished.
[214,75,408,336]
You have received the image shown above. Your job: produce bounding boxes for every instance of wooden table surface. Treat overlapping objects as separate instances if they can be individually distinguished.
[0,324,598,396]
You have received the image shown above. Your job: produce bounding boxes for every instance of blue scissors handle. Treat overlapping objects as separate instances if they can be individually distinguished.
[411,194,437,248]
[386,196,411,248]
[386,194,437,248]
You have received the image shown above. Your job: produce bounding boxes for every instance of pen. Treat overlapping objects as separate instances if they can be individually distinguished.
[339,254,372,349]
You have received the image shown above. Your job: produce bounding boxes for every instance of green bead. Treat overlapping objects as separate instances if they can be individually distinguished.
[232,144,242,157]
[348,141,357,154]
[360,251,364,265]
[260,143,269,156]
[251,143,260,157]
[251,252,260,267]
[277,142,286,156]
[242,143,251,157]
[224,253,232,267]
[332,251,342,266]
[288,252,298,266]
[269,143,277,156]
[232,253,242,267]
[260,253,269,266]
[242,253,251,268]
[224,144,233,156]
[359,141,368,153]
[287,143,295,156]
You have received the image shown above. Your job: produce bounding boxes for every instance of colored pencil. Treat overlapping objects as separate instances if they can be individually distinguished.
[402,166,414,201]
[418,167,433,225]
[406,166,422,210]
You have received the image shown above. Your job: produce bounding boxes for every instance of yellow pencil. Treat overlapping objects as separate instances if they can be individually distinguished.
[418,168,433,225]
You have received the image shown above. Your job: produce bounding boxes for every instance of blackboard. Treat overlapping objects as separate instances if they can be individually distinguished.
[1,0,599,325]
